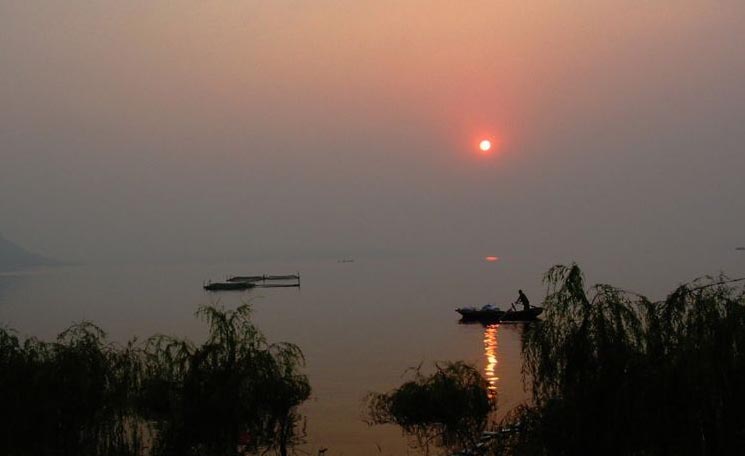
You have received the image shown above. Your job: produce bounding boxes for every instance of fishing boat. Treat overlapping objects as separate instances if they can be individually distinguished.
[204,281,256,291]
[499,307,543,322]
[455,304,505,322]
[455,305,543,323]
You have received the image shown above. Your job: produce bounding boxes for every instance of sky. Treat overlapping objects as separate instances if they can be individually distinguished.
[1,1,744,273]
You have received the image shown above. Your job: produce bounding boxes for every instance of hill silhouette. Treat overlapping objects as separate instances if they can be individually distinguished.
[0,234,57,271]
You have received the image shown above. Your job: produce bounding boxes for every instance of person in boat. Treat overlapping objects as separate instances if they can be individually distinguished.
[516,289,531,311]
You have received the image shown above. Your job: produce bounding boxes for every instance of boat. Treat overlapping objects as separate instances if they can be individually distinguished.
[204,281,256,291]
[499,307,543,322]
[455,305,543,323]
[455,304,505,322]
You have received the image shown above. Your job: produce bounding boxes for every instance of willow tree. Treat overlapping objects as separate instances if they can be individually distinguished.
[366,361,494,455]
[502,264,745,455]
[0,322,143,456]
[140,304,311,456]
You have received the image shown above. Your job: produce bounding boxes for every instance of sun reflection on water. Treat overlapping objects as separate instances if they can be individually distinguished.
[483,324,499,398]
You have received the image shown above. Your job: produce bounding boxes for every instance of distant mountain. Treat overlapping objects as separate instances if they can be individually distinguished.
[0,234,58,271]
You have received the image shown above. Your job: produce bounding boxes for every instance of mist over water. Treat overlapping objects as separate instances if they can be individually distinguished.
[0,257,530,454]
[2,254,743,453]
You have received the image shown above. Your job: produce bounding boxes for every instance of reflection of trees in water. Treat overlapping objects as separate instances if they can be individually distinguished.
[0,304,310,456]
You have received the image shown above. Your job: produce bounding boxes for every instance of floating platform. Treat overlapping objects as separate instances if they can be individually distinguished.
[226,275,265,283]
[206,273,301,290]
[264,274,300,281]
[227,274,300,282]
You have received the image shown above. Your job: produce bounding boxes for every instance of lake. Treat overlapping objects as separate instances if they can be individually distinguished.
[1,254,741,454]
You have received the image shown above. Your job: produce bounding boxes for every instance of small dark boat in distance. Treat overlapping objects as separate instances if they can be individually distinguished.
[204,281,256,291]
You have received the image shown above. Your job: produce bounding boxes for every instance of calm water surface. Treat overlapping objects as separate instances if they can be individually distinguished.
[5,255,736,454]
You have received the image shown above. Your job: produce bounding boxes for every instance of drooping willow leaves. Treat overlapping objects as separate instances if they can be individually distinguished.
[366,361,494,455]
[501,264,745,456]
[0,304,311,456]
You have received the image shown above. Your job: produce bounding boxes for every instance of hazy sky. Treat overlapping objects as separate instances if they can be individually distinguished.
[1,1,744,271]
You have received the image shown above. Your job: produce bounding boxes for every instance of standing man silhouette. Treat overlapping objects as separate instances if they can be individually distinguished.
[517,289,530,311]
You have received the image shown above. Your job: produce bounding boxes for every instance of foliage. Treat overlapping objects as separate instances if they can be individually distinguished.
[500,264,745,455]
[0,322,143,456]
[0,304,310,456]
[140,304,311,456]
[366,361,494,454]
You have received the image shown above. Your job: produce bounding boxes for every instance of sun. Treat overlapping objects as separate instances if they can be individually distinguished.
[479,139,492,152]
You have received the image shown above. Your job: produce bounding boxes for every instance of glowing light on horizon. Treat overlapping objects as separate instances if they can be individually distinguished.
[479,139,492,152]
[485,256,499,262]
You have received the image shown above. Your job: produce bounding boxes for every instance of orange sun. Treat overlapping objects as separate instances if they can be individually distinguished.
[479,139,492,152]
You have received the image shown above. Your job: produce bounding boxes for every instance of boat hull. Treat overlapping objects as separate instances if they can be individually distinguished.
[456,308,505,322]
[455,307,543,323]
[499,307,543,322]
[203,282,256,291]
